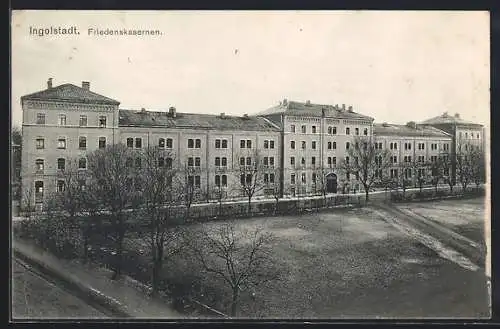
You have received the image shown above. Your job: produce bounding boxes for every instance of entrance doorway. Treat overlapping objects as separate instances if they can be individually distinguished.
[326,173,338,193]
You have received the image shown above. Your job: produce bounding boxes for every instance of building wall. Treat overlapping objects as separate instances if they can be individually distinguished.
[20,99,119,204]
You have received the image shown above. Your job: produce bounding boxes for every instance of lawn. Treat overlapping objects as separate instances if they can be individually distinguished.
[120,204,489,319]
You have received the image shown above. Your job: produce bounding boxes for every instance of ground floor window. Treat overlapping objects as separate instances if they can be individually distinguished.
[35,181,44,202]
[57,180,65,192]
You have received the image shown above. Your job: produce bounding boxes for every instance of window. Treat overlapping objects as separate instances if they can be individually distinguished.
[166,157,173,169]
[355,142,359,149]
[36,138,45,149]
[188,139,195,148]
[195,157,201,167]
[240,157,245,166]
[99,137,106,149]
[99,116,107,128]
[215,157,221,166]
[127,138,134,148]
[290,157,295,166]
[418,156,425,163]
[57,180,65,192]
[79,158,87,169]
[364,128,368,136]
[328,127,332,134]
[215,139,221,148]
[465,133,468,138]
[392,156,397,164]
[328,142,332,150]
[311,156,316,166]
[301,125,306,133]
[79,136,87,149]
[332,157,337,166]
[222,175,227,186]
[310,141,316,150]
[57,158,65,170]
[264,173,269,184]
[58,114,66,126]
[301,141,306,149]
[35,181,44,200]
[188,176,194,187]
[57,138,66,149]
[269,173,275,184]
[390,169,398,179]
[36,113,46,124]
[290,125,296,133]
[346,142,350,150]
[264,140,269,149]
[312,173,317,184]
[443,143,449,151]
[126,157,134,167]
[290,141,295,149]
[354,157,359,165]
[195,139,201,148]
[159,138,165,148]
[215,175,221,187]
[346,127,350,135]
[355,128,359,135]
[291,173,296,185]
[240,140,246,148]
[345,156,350,164]
[35,159,44,173]
[246,157,252,166]
[431,156,437,162]
[221,157,227,166]
[246,140,252,148]
[301,157,306,166]
[135,138,142,148]
[332,142,337,150]
[477,133,480,139]
[135,157,142,168]
[188,157,194,167]
[270,140,275,149]
[158,157,165,167]
[312,126,317,134]
[195,175,201,188]
[328,157,332,166]
[222,139,228,148]
[418,143,425,150]
[166,138,173,149]
[404,143,412,150]
[301,173,306,184]
[332,127,337,135]
[79,115,87,127]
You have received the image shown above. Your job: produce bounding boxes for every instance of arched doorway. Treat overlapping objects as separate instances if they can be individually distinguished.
[326,173,338,193]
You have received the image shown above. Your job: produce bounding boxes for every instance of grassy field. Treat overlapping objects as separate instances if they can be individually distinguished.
[12,260,107,320]
[117,198,489,319]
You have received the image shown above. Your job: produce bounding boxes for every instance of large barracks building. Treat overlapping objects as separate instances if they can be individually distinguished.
[20,79,485,204]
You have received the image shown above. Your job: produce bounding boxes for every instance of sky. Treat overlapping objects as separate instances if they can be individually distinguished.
[11,10,490,128]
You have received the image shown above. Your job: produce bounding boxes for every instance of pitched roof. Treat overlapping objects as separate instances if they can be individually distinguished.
[257,100,374,121]
[374,123,452,138]
[421,112,483,127]
[21,83,120,105]
[118,109,281,132]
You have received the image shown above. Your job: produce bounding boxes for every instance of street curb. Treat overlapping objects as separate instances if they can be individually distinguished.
[13,246,132,318]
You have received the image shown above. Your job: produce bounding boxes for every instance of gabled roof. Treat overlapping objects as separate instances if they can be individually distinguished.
[118,109,281,132]
[21,84,120,105]
[374,123,452,138]
[421,112,483,127]
[257,100,374,121]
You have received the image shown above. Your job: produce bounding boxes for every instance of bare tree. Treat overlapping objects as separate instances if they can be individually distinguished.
[456,143,483,192]
[267,168,282,215]
[340,136,392,202]
[187,221,279,317]
[136,146,184,296]
[427,157,443,194]
[470,148,486,191]
[180,165,198,221]
[86,143,137,280]
[438,154,454,193]
[235,149,264,214]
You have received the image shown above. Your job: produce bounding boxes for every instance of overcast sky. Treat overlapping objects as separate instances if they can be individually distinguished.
[11,10,490,128]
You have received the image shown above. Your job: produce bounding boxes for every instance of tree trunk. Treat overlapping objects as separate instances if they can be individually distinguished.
[83,232,89,264]
[152,242,164,296]
[247,196,252,214]
[365,189,369,202]
[112,227,125,280]
[231,287,239,317]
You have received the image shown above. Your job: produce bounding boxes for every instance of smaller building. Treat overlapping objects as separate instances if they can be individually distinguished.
[373,121,453,186]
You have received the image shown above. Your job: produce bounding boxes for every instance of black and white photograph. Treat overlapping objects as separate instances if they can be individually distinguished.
[10,10,490,320]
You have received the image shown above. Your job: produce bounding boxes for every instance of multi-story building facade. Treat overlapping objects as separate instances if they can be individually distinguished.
[421,112,485,185]
[20,79,281,205]
[19,79,485,205]
[258,99,374,195]
[373,122,453,185]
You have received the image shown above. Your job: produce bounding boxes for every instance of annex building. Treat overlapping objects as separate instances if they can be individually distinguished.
[19,79,484,205]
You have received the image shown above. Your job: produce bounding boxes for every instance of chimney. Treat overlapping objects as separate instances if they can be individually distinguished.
[406,121,417,129]
[141,107,146,113]
[347,106,353,112]
[454,113,460,118]
[305,100,311,106]
[47,78,53,89]
[220,112,226,119]
[342,104,346,111]
[243,113,249,119]
[442,111,449,117]
[382,122,389,127]
[82,81,90,90]
[168,106,176,118]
